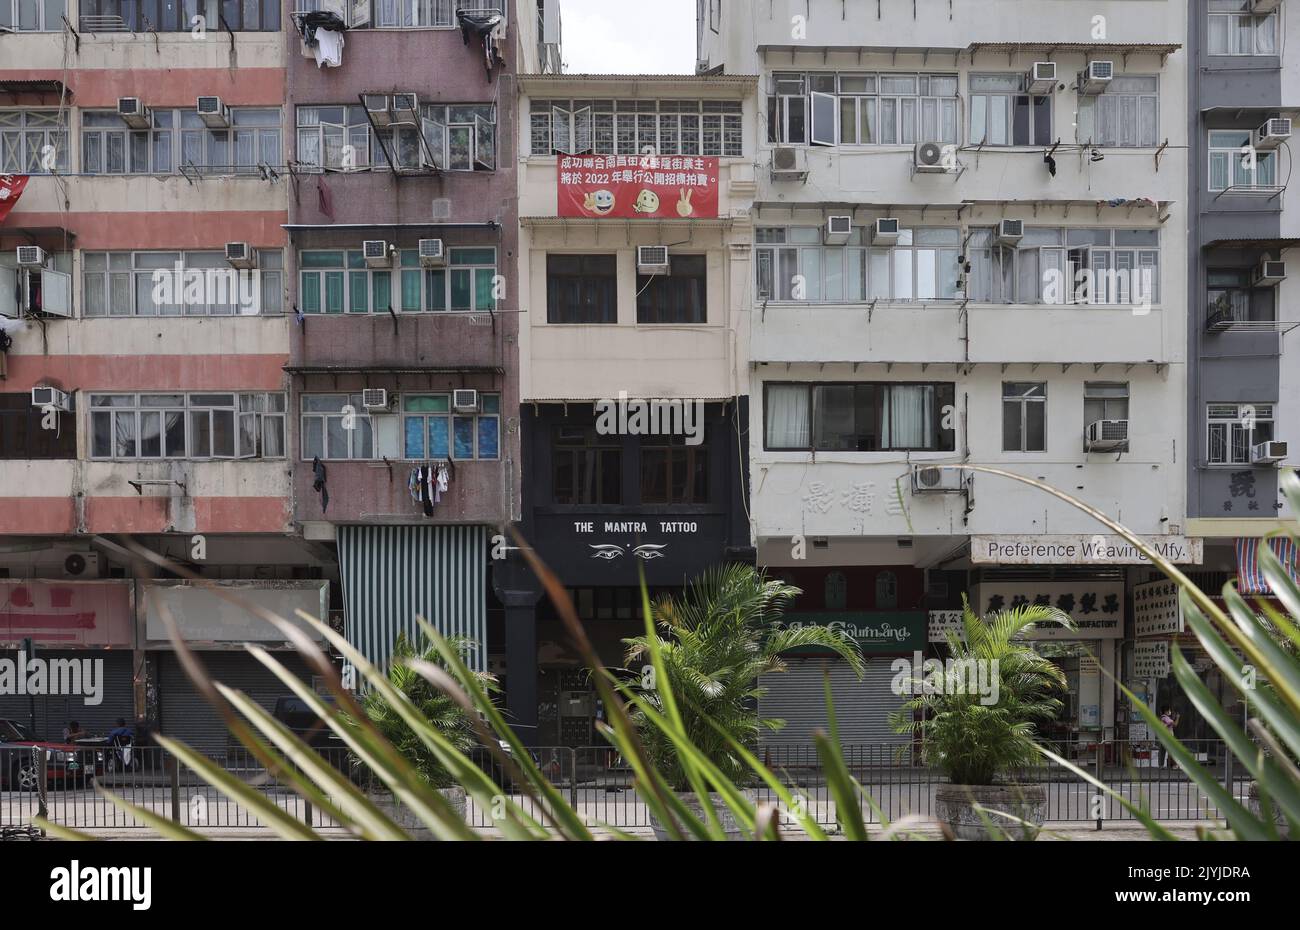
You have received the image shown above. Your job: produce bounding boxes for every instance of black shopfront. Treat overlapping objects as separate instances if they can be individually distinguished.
[491,400,753,745]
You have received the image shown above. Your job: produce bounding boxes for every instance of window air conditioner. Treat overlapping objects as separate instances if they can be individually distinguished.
[16,246,46,267]
[196,96,229,128]
[1027,62,1057,94]
[418,239,446,267]
[1085,419,1129,452]
[1251,440,1288,464]
[117,97,150,129]
[1077,61,1114,95]
[362,240,391,268]
[1255,260,1286,286]
[453,389,480,412]
[1254,117,1292,150]
[637,246,670,274]
[997,220,1025,246]
[225,242,257,269]
[361,388,389,410]
[872,218,901,245]
[824,215,853,244]
[31,386,71,412]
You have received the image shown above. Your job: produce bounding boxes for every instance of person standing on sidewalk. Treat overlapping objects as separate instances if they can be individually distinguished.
[1158,707,1180,767]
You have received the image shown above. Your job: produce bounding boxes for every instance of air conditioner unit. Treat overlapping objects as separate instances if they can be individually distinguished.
[996,219,1025,246]
[364,94,392,127]
[1077,61,1114,95]
[391,94,419,120]
[1255,259,1286,286]
[824,215,853,244]
[117,97,150,129]
[1085,419,1129,452]
[362,240,391,268]
[1252,440,1288,464]
[59,551,97,578]
[15,246,46,268]
[872,218,901,245]
[769,146,809,182]
[361,388,389,410]
[452,389,480,412]
[1027,62,1057,94]
[31,386,71,411]
[914,141,957,173]
[225,242,257,269]
[1251,0,1281,14]
[1253,117,1292,150]
[418,238,446,267]
[911,465,965,493]
[196,96,229,128]
[637,245,671,274]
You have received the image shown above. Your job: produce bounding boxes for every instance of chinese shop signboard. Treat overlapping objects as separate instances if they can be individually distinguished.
[775,611,927,654]
[1133,578,1184,637]
[557,154,719,219]
[1133,640,1171,679]
[971,582,1125,639]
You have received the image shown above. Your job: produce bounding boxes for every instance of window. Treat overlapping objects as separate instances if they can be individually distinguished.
[81,0,280,31]
[299,247,494,314]
[1077,75,1158,147]
[82,250,282,317]
[0,0,64,31]
[1207,403,1275,466]
[969,74,1052,146]
[81,107,280,176]
[1083,382,1129,428]
[756,227,961,302]
[1209,130,1278,192]
[1207,268,1274,323]
[546,254,617,323]
[767,72,959,146]
[0,249,73,317]
[0,392,77,459]
[637,255,706,323]
[297,103,493,172]
[553,425,622,504]
[763,382,956,452]
[641,433,708,504]
[300,394,374,460]
[1002,382,1047,452]
[90,392,285,459]
[402,393,499,460]
[1208,1,1277,56]
[967,227,1159,305]
[0,110,68,174]
[531,99,742,157]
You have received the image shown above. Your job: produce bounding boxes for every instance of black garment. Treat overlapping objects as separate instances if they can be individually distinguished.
[294,10,347,46]
[312,456,329,512]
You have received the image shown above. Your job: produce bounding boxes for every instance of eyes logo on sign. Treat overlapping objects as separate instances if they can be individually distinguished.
[588,544,669,561]
[632,544,666,561]
[589,544,625,560]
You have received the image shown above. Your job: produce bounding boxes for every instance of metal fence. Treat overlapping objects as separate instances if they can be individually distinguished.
[1,739,1252,835]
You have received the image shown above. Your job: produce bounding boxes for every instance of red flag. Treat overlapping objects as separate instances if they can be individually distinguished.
[316,176,334,220]
[0,175,30,224]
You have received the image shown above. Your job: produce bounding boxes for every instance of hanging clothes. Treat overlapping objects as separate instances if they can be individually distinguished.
[435,462,449,503]
[313,29,345,68]
[312,457,329,512]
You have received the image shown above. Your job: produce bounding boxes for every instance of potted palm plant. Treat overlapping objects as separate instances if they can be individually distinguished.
[623,564,865,839]
[891,597,1072,840]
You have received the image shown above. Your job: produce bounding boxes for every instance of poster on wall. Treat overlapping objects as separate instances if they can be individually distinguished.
[928,609,963,643]
[557,155,719,219]
[1133,640,1172,679]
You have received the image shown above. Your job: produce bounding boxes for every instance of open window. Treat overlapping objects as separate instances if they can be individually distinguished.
[421,112,446,169]
[0,265,17,319]
[1067,245,1092,304]
[4,263,73,318]
[809,91,837,146]
[475,114,495,170]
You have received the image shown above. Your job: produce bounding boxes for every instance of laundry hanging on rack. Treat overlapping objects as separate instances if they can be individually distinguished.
[435,462,449,503]
[312,457,329,513]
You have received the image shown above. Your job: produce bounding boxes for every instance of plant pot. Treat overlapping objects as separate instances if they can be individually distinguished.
[1247,780,1291,838]
[368,786,466,839]
[641,788,758,841]
[934,783,1046,841]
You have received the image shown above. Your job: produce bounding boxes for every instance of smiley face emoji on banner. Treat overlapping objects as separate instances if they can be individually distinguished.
[632,189,660,214]
[583,189,615,215]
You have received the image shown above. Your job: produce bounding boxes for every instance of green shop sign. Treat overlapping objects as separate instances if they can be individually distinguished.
[775,612,927,655]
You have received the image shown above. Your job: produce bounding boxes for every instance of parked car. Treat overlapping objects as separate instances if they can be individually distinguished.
[0,719,103,791]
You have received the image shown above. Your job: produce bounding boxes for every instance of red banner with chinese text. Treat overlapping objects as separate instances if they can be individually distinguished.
[557,155,719,219]
[0,175,30,225]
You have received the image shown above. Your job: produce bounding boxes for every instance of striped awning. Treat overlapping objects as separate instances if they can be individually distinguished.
[338,525,488,671]
[1235,537,1299,596]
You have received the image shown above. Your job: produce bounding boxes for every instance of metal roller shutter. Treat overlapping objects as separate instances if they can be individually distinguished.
[158,651,315,752]
[759,657,908,747]
[0,650,135,739]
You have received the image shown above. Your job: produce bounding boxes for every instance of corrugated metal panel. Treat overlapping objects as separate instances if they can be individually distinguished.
[0,650,134,739]
[337,524,487,671]
[159,651,314,753]
[759,658,908,747]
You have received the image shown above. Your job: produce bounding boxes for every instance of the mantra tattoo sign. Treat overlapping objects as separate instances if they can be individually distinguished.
[557,155,719,219]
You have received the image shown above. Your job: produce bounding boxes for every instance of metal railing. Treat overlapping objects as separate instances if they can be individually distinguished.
[0,740,1252,835]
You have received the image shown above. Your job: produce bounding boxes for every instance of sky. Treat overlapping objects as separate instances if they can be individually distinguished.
[558,0,697,74]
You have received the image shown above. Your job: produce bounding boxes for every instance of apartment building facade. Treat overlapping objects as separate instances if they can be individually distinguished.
[699,0,1193,748]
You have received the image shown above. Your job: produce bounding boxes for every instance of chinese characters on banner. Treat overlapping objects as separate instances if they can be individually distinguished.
[1133,578,1183,637]
[557,155,719,219]
[0,175,30,224]
[1133,640,1171,679]
[970,581,1124,638]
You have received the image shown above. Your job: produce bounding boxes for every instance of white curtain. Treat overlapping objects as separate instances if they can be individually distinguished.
[882,385,933,449]
[766,385,809,448]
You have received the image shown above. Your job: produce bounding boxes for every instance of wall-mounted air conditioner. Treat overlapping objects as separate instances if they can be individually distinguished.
[1255,259,1286,286]
[1252,440,1288,464]
[769,146,809,182]
[1027,62,1057,94]
[225,242,256,269]
[31,386,71,412]
[996,220,1025,246]
[117,97,150,129]
[637,246,670,274]
[418,239,445,267]
[453,389,480,412]
[824,215,853,244]
[16,246,47,268]
[362,240,391,268]
[196,96,229,128]
[1077,61,1114,95]
[911,465,965,493]
[364,94,392,126]
[1085,419,1129,452]
[1254,117,1292,150]
[361,388,389,410]
[872,218,901,245]
[914,141,957,173]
